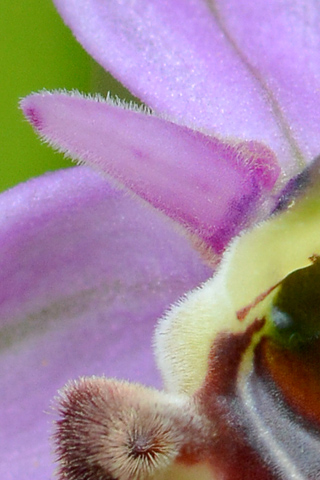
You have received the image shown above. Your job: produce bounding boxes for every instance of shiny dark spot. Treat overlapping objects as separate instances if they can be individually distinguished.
[271,258,320,348]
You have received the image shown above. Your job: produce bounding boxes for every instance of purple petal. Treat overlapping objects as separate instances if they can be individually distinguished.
[213,0,320,169]
[0,167,210,480]
[21,92,280,257]
[52,0,302,169]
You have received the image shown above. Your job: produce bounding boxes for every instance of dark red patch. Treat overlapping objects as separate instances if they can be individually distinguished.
[194,319,276,479]
[256,337,320,429]
[201,318,265,397]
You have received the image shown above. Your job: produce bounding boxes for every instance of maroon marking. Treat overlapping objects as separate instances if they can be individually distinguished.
[199,318,265,399]
[255,336,320,430]
[309,253,319,264]
[237,283,280,321]
[238,255,319,321]
[193,319,276,479]
[24,106,43,130]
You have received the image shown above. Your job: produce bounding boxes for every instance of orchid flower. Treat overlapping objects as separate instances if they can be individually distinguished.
[2,1,320,479]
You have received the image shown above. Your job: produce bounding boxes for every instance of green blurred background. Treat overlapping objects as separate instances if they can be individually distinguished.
[1,0,134,192]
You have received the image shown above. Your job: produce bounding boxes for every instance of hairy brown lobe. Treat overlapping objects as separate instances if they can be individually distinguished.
[54,377,210,480]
